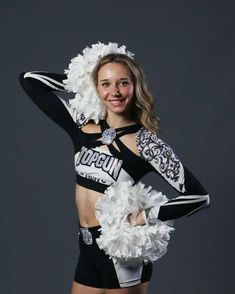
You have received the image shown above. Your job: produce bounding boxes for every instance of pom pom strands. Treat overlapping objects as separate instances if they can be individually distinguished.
[95,181,175,266]
[63,42,134,125]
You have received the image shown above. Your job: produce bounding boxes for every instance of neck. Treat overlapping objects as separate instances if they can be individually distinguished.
[106,112,136,129]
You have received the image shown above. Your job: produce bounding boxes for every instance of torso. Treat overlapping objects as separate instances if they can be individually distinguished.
[74,122,143,227]
[75,184,102,227]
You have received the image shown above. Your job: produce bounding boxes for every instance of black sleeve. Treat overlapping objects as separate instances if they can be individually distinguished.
[19,71,78,141]
[137,128,210,221]
[157,165,210,221]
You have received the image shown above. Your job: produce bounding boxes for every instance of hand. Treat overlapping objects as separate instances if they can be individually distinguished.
[125,211,146,226]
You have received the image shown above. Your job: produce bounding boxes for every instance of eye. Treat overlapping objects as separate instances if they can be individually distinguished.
[119,80,129,86]
[101,82,110,88]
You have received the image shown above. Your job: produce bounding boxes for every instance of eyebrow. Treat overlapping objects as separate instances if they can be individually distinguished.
[99,77,131,82]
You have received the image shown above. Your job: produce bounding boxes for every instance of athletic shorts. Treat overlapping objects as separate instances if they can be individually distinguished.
[74,225,153,289]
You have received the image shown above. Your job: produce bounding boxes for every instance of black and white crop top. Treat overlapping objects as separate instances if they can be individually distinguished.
[19,71,210,221]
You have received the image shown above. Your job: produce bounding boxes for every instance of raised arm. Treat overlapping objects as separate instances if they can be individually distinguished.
[19,71,79,141]
[136,128,210,222]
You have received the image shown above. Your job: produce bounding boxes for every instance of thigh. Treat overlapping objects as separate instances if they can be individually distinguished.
[70,281,105,294]
[104,281,149,294]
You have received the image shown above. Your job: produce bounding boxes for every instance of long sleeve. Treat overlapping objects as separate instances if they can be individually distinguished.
[19,71,79,141]
[136,128,210,222]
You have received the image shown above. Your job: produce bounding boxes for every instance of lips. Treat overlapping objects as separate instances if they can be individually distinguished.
[107,98,126,106]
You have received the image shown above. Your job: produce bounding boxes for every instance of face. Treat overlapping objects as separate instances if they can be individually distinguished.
[96,62,134,117]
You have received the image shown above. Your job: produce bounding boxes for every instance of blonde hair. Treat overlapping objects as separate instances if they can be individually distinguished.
[91,53,160,133]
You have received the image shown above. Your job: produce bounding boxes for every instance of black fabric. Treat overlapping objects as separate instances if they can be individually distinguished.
[19,72,78,143]
[19,71,209,222]
[74,226,152,289]
[76,174,109,193]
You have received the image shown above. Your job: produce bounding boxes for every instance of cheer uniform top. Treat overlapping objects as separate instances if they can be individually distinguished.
[19,71,210,222]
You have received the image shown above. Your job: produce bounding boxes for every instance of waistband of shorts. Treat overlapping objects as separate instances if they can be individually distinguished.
[79,224,101,231]
[79,224,101,239]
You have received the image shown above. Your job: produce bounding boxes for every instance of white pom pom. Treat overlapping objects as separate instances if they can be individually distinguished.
[95,181,175,266]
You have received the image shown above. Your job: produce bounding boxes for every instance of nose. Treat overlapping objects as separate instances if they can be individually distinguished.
[111,85,121,97]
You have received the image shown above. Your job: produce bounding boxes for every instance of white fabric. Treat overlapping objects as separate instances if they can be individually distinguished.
[147,206,161,225]
[74,146,134,186]
[136,127,186,193]
[24,72,64,91]
[112,258,143,288]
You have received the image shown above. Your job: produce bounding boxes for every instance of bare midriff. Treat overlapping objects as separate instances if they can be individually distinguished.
[75,183,103,227]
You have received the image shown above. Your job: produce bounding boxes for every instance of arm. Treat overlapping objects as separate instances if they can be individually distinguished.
[19,71,80,141]
[136,127,210,223]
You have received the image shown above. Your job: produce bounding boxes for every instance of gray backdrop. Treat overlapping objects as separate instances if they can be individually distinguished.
[1,0,234,293]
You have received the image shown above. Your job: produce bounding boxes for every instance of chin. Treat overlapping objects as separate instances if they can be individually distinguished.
[109,108,133,117]
[106,103,133,115]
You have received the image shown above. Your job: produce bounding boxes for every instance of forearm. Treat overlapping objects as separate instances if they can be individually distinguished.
[21,71,67,91]
[19,71,78,139]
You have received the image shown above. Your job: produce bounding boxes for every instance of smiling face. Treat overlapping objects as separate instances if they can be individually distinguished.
[96,62,135,118]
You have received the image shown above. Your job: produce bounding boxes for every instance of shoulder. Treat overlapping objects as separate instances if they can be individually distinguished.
[136,127,168,159]
[136,126,159,142]
[59,105,94,129]
[81,121,101,133]
[136,127,181,165]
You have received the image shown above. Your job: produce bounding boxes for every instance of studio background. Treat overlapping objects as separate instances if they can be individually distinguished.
[1,1,234,293]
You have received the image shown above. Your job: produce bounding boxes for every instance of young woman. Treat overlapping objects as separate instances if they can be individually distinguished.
[19,43,210,294]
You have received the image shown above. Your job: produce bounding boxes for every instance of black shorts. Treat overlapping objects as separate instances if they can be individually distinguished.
[74,225,153,289]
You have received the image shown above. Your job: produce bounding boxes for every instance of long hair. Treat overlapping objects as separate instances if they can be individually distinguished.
[91,53,160,133]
